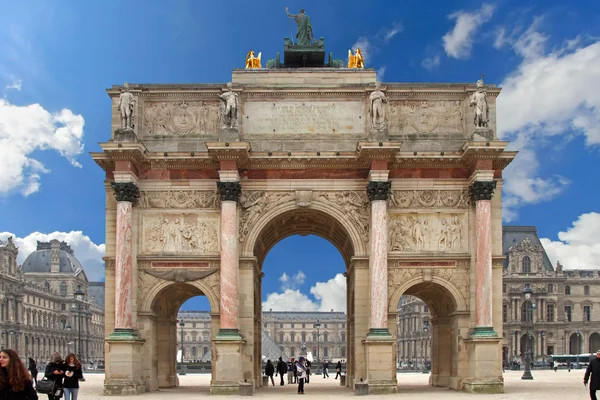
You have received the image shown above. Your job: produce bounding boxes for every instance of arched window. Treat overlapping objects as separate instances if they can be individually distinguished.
[522,256,531,274]
[44,282,50,290]
[203,346,209,356]
[290,347,295,357]
[565,285,571,295]
[323,332,328,342]
[301,333,306,342]
[548,283,553,293]
[521,301,534,322]
[60,282,67,297]
[502,283,507,293]
[191,347,197,357]
[279,333,284,342]
[585,285,590,295]
[341,347,346,357]
[324,347,329,357]
[291,332,295,342]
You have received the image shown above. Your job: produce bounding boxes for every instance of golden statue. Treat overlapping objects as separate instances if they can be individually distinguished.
[347,48,364,69]
[245,50,262,69]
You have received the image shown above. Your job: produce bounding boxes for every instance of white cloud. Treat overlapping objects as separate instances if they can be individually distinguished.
[351,36,372,61]
[443,3,495,59]
[279,271,306,290]
[0,98,85,196]
[383,22,404,42]
[376,66,386,81]
[421,54,441,70]
[539,213,600,270]
[0,231,106,281]
[263,273,347,312]
[497,19,600,219]
[5,76,22,91]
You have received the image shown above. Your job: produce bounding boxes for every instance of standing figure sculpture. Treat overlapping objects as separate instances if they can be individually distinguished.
[470,74,489,128]
[286,7,315,45]
[117,82,135,130]
[219,82,239,129]
[347,48,365,68]
[369,82,387,130]
[245,50,262,69]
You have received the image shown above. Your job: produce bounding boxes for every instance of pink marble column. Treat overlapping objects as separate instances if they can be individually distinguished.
[470,180,497,333]
[217,181,242,335]
[366,181,392,335]
[110,182,139,334]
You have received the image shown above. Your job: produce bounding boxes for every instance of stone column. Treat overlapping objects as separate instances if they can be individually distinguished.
[469,181,498,337]
[216,181,242,337]
[366,181,392,337]
[109,182,139,338]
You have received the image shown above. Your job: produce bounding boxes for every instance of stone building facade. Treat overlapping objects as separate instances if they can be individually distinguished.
[397,226,600,365]
[396,295,431,368]
[0,237,105,364]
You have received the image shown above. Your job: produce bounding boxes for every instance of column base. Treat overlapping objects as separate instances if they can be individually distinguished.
[462,379,504,394]
[104,336,147,396]
[463,335,503,394]
[108,328,141,340]
[103,379,146,396]
[211,335,246,395]
[468,326,498,338]
[363,335,397,395]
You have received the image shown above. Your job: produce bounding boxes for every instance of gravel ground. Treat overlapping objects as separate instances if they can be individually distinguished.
[70,370,591,399]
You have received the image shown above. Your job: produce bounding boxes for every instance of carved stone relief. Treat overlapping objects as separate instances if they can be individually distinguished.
[144,101,221,136]
[239,191,296,242]
[141,213,219,254]
[314,191,369,241]
[388,190,469,209]
[387,101,464,135]
[388,268,419,287]
[138,191,219,209]
[389,213,467,252]
[433,268,470,303]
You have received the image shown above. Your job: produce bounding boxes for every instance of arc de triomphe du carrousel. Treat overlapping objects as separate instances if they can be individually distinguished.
[92,10,514,396]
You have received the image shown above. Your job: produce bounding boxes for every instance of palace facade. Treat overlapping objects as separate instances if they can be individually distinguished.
[0,237,105,364]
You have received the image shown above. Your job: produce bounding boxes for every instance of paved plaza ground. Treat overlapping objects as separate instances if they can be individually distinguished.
[71,370,591,399]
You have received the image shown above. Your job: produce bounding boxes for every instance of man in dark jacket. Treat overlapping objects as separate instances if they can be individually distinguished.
[265,360,275,386]
[276,357,287,386]
[584,350,600,400]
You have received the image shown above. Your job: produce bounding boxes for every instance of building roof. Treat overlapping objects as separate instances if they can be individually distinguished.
[22,241,83,274]
[262,311,346,322]
[88,282,105,309]
[178,311,212,320]
[502,226,554,271]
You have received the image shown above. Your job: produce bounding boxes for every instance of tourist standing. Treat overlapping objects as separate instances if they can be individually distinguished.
[335,361,342,379]
[0,349,38,400]
[264,360,275,386]
[585,350,600,400]
[287,359,294,384]
[63,353,83,400]
[276,357,287,386]
[296,357,307,395]
[322,360,329,378]
[44,353,65,400]
[28,358,38,387]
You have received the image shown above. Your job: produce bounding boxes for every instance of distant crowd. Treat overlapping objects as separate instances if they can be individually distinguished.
[264,357,343,394]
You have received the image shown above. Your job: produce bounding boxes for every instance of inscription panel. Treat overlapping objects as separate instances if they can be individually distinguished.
[243,101,365,135]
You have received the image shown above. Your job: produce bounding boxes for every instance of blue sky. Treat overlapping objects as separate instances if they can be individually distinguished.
[1,0,599,312]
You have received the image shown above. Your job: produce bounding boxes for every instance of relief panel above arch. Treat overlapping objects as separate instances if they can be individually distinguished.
[389,212,469,253]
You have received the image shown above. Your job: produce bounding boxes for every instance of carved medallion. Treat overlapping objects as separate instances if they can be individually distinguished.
[144,101,221,136]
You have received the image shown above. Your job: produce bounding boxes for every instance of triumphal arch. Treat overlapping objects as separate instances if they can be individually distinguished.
[93,32,515,395]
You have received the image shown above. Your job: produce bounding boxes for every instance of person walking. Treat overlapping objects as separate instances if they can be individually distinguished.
[28,358,38,387]
[44,353,65,400]
[322,360,329,378]
[62,353,83,400]
[585,350,600,400]
[265,360,275,387]
[276,357,287,386]
[0,349,38,400]
[335,361,342,379]
[296,357,307,395]
[305,360,310,384]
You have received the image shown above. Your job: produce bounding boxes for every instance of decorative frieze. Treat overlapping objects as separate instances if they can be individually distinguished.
[387,100,464,135]
[388,189,469,209]
[141,213,219,254]
[111,182,139,203]
[470,181,496,201]
[217,182,242,202]
[389,213,467,252]
[138,190,219,209]
[144,101,221,136]
[366,181,392,201]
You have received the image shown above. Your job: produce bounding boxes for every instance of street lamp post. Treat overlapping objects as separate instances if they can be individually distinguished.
[179,320,186,375]
[315,320,321,372]
[521,284,536,380]
[73,288,85,360]
[422,323,429,373]
[576,329,582,368]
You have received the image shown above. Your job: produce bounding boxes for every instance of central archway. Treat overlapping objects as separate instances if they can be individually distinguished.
[241,202,365,391]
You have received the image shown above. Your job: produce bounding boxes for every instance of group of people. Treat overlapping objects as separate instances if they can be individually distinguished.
[0,349,83,400]
[264,357,343,394]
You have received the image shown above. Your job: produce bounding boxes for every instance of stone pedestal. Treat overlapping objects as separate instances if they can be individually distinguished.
[363,337,397,394]
[463,337,504,394]
[471,127,494,141]
[354,381,369,396]
[103,339,146,395]
[211,338,246,394]
[367,128,388,142]
[113,128,137,142]
[219,127,240,142]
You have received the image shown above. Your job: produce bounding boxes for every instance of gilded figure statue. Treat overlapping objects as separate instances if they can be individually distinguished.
[219,82,238,129]
[117,82,135,130]
[369,82,387,130]
[245,50,262,69]
[347,48,364,68]
[286,7,315,45]
[470,74,489,128]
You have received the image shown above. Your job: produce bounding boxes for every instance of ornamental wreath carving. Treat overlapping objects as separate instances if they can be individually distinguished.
[388,190,469,209]
[386,100,464,135]
[138,190,219,209]
[389,213,467,252]
[141,213,219,254]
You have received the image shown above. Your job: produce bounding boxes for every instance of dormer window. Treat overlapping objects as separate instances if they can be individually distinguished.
[522,256,531,274]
